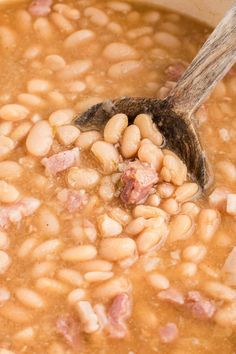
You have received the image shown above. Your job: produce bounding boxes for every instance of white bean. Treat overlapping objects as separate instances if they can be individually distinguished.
[31,261,56,279]
[125,217,146,235]
[154,32,180,49]
[27,79,52,94]
[45,54,66,71]
[18,93,46,108]
[36,278,69,295]
[97,214,122,237]
[104,114,128,144]
[174,183,199,202]
[198,209,221,243]
[15,288,45,309]
[75,301,99,333]
[33,18,54,41]
[18,238,38,259]
[49,109,75,126]
[64,29,95,48]
[138,140,163,171]
[76,131,102,150]
[0,231,9,250]
[182,244,207,263]
[0,121,13,136]
[133,205,167,219]
[14,327,35,343]
[147,273,170,290]
[108,60,143,79]
[50,13,74,34]
[103,42,139,62]
[10,121,32,142]
[37,208,60,236]
[56,125,80,146]
[57,60,92,81]
[0,180,19,203]
[0,303,31,323]
[62,245,97,262]
[0,136,15,160]
[67,167,100,189]
[91,141,120,173]
[204,281,236,302]
[134,114,163,146]
[0,104,29,121]
[98,176,115,201]
[67,288,87,305]
[84,7,109,26]
[57,268,83,287]
[136,222,168,253]
[121,124,141,158]
[99,237,136,261]
[84,271,114,283]
[0,26,16,49]
[32,239,62,260]
[26,120,53,156]
[53,4,80,20]
[93,276,131,300]
[168,214,193,242]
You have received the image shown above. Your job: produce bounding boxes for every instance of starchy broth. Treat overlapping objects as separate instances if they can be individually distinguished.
[0,1,236,353]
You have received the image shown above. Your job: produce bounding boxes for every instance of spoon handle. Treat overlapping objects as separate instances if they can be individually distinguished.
[167,2,236,116]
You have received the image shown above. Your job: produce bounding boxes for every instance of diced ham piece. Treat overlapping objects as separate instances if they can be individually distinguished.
[158,288,184,305]
[186,291,216,320]
[57,188,88,213]
[165,62,186,81]
[56,315,81,350]
[28,0,52,16]
[0,197,40,229]
[159,322,179,344]
[107,293,132,338]
[41,148,80,176]
[208,187,231,211]
[120,161,158,205]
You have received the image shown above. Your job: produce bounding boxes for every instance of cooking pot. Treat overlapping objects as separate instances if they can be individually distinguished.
[0,0,234,28]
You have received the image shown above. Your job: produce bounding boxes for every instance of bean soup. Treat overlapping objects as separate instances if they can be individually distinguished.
[0,1,235,353]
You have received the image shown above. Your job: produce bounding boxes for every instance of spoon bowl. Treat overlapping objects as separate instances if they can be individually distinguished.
[75,96,208,188]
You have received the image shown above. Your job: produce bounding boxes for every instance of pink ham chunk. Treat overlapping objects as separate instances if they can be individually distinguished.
[165,62,186,81]
[28,0,52,16]
[186,291,216,320]
[107,293,132,338]
[57,188,88,213]
[41,148,80,176]
[159,322,179,344]
[120,161,158,205]
[0,197,40,229]
[56,315,81,350]
[158,288,184,305]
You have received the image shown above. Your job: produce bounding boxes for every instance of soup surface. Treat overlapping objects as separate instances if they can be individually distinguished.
[0,1,236,353]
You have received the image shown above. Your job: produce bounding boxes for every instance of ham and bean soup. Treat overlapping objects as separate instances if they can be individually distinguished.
[0,0,236,353]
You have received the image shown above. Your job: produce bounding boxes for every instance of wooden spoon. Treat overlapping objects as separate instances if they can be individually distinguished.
[75,3,236,189]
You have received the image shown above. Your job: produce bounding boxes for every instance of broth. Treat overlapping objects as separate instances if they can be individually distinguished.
[0,1,235,354]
